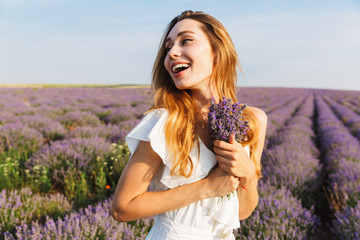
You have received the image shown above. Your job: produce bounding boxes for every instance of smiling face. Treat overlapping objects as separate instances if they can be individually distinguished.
[164,19,215,92]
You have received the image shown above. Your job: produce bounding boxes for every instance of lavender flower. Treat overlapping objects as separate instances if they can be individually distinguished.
[0,188,72,237]
[208,97,249,143]
[0,123,44,155]
[265,95,306,142]
[236,182,319,239]
[103,106,142,124]
[66,124,128,143]
[57,111,101,128]
[324,96,360,140]
[261,94,323,209]
[331,203,360,240]
[208,97,250,201]
[0,112,17,125]
[19,115,66,141]
[3,197,154,240]
[27,137,112,172]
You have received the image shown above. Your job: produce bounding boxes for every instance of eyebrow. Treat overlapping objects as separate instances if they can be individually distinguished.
[165,30,195,42]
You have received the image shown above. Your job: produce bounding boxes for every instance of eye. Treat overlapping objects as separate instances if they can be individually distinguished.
[165,45,172,53]
[182,38,193,45]
[165,43,173,53]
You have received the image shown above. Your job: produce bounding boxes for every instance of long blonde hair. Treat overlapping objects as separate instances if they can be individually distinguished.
[150,10,261,178]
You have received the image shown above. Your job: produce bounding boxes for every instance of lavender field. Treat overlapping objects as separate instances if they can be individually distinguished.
[0,87,359,239]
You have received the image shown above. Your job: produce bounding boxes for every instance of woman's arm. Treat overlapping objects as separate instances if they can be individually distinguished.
[111,140,239,222]
[213,106,267,220]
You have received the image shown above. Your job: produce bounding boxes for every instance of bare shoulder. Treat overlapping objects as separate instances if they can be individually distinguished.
[246,106,267,129]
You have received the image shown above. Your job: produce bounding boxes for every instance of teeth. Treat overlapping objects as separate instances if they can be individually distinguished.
[172,63,190,73]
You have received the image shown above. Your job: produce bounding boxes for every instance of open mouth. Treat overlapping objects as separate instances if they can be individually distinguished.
[172,63,191,74]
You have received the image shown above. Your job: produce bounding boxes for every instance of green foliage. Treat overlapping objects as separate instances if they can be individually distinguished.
[26,165,52,193]
[106,142,130,191]
[0,139,132,229]
[0,154,24,190]
[64,142,130,205]
[64,170,90,206]
[131,101,138,107]
[95,161,107,196]
[96,110,111,121]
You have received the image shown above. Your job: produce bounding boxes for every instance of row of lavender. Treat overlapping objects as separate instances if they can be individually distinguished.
[314,92,360,239]
[324,95,360,140]
[0,87,302,238]
[323,89,360,114]
[237,89,360,239]
[1,87,359,239]
[2,189,154,240]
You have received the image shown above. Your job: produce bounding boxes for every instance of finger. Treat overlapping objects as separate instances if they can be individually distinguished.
[214,146,236,159]
[216,154,233,168]
[229,133,238,145]
[213,140,238,151]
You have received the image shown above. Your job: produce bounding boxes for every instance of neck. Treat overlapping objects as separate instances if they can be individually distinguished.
[191,84,219,114]
[190,84,219,131]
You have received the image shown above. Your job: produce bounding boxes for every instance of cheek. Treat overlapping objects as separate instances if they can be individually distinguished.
[164,56,171,73]
[203,54,214,73]
[163,57,167,70]
[200,47,214,71]
[208,53,215,74]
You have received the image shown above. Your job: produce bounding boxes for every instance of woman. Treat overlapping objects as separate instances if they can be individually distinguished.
[111,10,267,239]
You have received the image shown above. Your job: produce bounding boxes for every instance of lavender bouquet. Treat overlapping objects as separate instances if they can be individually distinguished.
[208,97,250,201]
[208,97,249,143]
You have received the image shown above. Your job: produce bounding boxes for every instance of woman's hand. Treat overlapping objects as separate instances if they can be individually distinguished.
[213,133,255,185]
[203,165,240,198]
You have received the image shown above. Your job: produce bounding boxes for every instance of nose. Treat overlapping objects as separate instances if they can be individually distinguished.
[168,44,181,58]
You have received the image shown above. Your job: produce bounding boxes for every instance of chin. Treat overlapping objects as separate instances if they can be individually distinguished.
[173,81,190,90]
[175,85,188,90]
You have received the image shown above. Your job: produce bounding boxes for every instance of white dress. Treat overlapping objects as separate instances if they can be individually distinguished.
[125,108,250,240]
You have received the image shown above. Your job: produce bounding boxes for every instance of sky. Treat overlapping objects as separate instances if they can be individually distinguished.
[0,0,360,90]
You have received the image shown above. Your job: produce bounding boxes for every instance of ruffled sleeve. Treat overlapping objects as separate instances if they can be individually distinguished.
[126,108,167,158]
[125,108,187,189]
